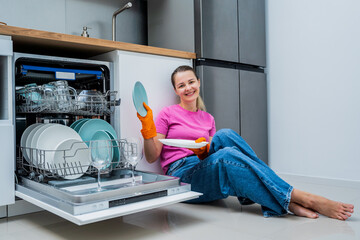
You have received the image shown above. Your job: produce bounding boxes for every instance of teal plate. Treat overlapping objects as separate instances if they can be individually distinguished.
[90,130,113,170]
[90,130,120,169]
[70,118,88,130]
[74,118,90,132]
[104,130,120,169]
[78,119,118,145]
[132,81,148,117]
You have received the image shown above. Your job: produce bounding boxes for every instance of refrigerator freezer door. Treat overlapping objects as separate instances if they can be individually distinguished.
[240,70,268,163]
[198,64,268,164]
[198,65,240,133]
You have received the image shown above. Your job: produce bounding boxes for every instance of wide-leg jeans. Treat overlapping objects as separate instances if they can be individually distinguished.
[166,129,293,217]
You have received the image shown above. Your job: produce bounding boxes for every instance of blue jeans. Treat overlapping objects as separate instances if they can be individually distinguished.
[166,129,293,217]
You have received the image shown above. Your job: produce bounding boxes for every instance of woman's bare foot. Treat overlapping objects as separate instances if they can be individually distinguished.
[291,189,354,220]
[289,202,319,219]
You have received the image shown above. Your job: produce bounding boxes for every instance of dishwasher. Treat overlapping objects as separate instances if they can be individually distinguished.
[2,51,201,225]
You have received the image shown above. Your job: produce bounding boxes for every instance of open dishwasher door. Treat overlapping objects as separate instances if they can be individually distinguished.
[15,169,201,225]
[15,136,201,226]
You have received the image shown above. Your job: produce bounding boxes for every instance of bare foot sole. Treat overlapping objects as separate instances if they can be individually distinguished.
[292,189,354,220]
[289,202,319,219]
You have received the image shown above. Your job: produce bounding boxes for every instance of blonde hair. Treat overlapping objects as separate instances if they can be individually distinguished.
[171,65,207,112]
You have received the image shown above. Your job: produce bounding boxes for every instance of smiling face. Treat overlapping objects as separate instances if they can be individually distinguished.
[173,70,200,105]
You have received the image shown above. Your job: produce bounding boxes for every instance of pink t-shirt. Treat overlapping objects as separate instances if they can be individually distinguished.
[155,104,216,173]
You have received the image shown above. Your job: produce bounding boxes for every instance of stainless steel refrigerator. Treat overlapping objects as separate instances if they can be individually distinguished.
[148,0,268,164]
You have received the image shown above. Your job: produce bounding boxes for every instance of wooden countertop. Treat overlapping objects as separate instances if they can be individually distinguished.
[0,25,196,59]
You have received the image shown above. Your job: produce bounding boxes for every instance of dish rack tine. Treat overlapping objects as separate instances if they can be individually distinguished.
[58,163,65,176]
[70,162,77,174]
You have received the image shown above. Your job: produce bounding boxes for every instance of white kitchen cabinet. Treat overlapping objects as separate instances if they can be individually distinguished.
[0,35,14,207]
[94,50,193,174]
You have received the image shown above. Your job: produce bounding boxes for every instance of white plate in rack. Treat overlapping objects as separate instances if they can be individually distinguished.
[28,124,57,166]
[36,124,83,171]
[20,123,42,163]
[159,139,208,149]
[52,139,90,179]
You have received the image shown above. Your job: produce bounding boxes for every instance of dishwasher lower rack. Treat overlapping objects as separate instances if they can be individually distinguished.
[17,139,139,181]
[16,169,194,215]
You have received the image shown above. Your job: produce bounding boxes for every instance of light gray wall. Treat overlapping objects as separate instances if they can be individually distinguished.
[266,0,360,181]
[0,0,147,44]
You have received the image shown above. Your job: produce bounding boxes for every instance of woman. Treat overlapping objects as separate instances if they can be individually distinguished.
[137,65,354,220]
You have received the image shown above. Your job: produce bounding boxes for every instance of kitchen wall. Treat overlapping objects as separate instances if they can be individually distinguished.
[266,0,360,181]
[0,0,147,44]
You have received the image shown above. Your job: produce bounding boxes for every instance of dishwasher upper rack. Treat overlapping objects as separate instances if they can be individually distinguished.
[16,87,119,116]
[16,139,141,182]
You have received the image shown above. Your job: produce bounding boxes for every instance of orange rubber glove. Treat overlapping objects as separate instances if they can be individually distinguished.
[189,137,210,160]
[137,102,157,139]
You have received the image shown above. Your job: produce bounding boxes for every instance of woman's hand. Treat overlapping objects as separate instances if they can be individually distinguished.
[189,137,210,160]
[137,102,157,139]
[137,103,163,163]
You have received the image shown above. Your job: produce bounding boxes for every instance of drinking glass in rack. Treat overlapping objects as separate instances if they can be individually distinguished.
[49,80,76,112]
[89,140,112,191]
[124,137,143,185]
[16,83,47,112]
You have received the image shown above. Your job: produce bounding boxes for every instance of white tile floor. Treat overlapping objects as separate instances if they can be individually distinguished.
[0,174,359,240]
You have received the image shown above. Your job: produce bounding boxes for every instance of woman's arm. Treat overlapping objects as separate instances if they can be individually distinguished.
[144,133,165,163]
[136,102,164,163]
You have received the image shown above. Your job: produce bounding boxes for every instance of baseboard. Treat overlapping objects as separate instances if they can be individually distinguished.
[7,199,43,217]
[0,205,6,218]
[277,173,360,190]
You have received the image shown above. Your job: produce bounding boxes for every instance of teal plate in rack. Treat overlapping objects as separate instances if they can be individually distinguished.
[104,130,120,168]
[91,130,113,169]
[70,118,88,130]
[73,118,90,132]
[90,130,120,169]
[78,119,118,145]
[132,81,148,117]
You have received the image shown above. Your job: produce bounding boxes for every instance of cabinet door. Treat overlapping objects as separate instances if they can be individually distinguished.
[240,70,268,164]
[198,65,240,133]
[238,0,266,67]
[199,0,239,62]
[0,36,14,207]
